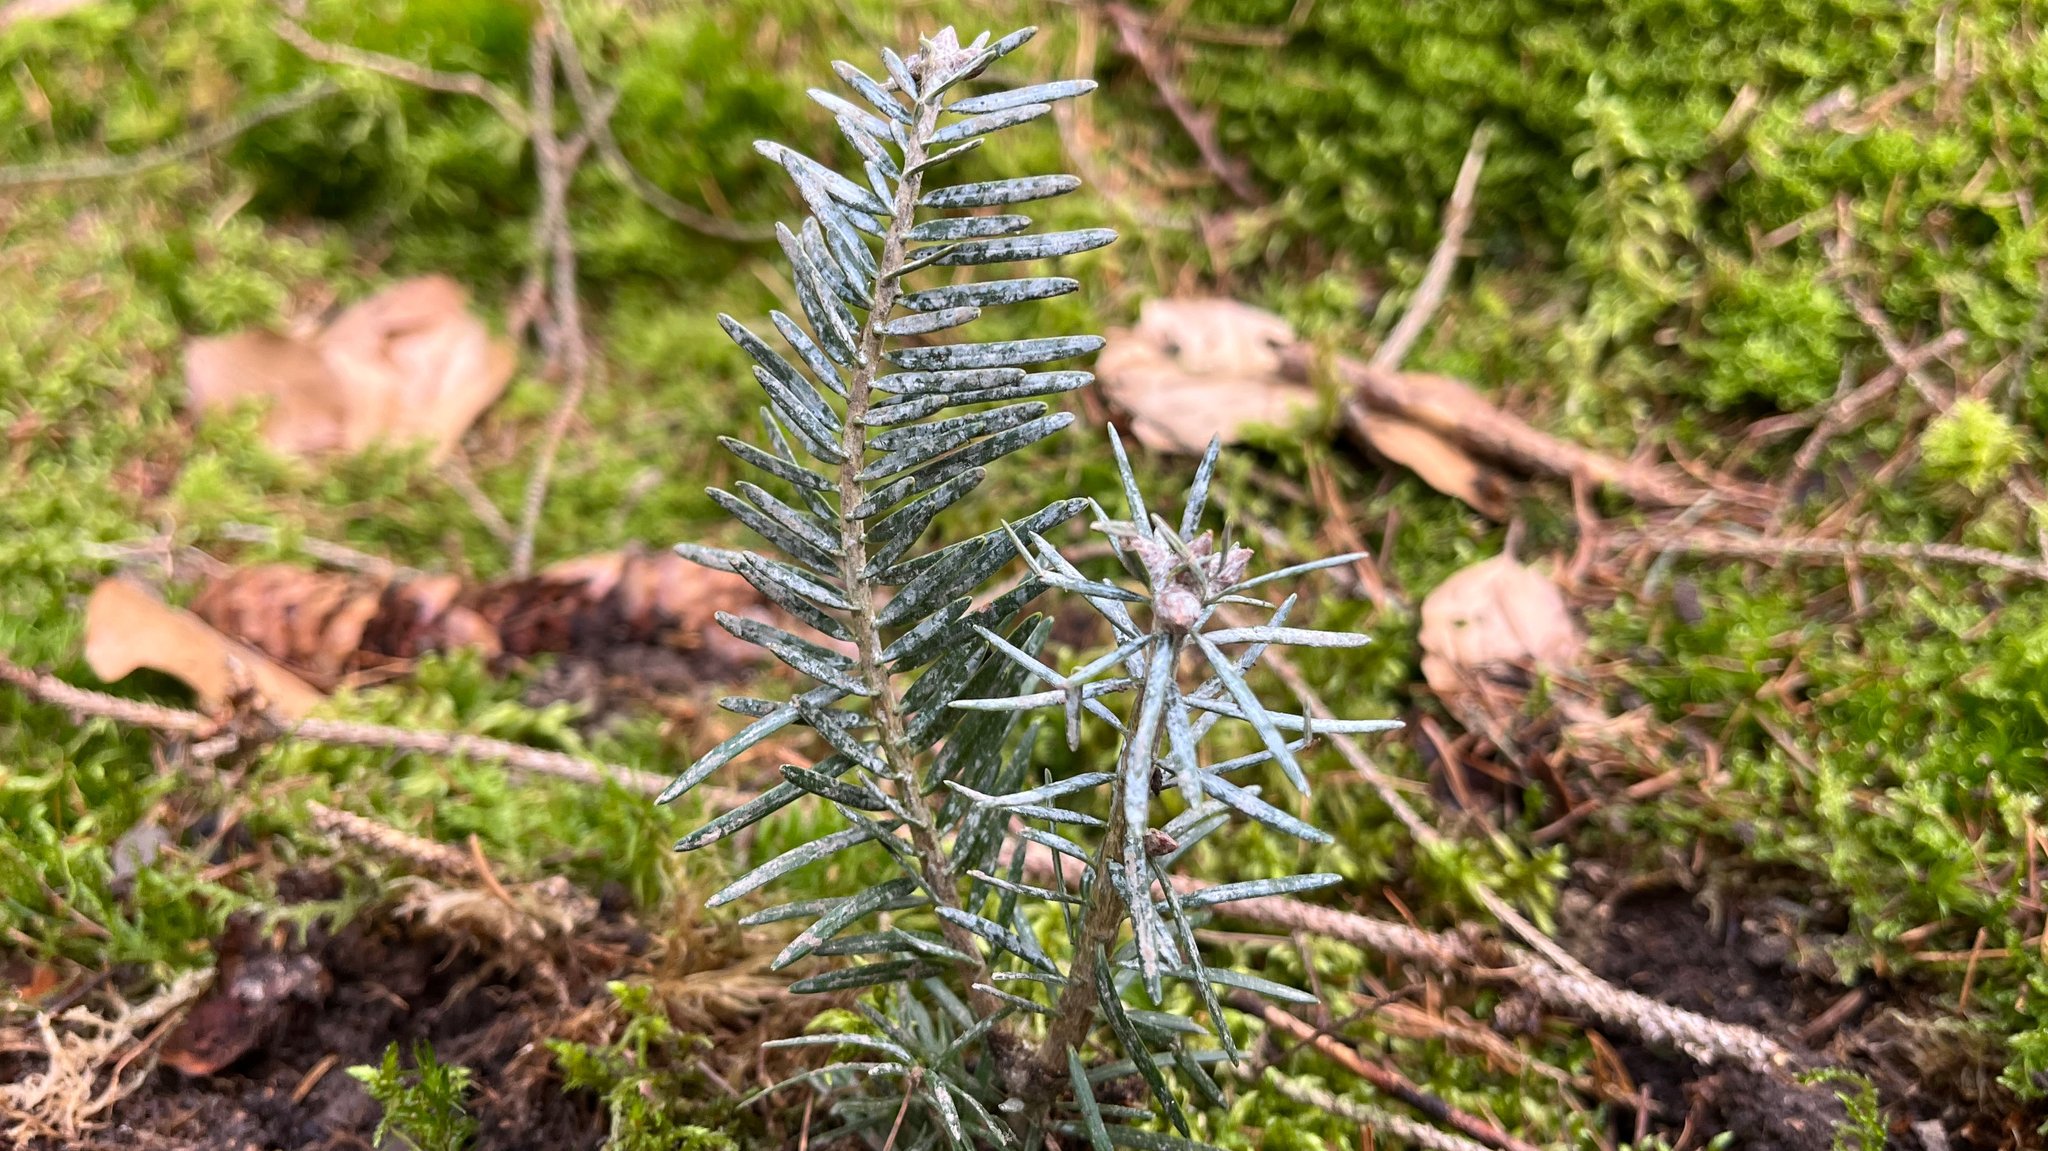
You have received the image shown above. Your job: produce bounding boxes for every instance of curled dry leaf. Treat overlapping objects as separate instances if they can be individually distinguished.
[1095,298,1316,454]
[1098,297,1507,516]
[84,578,325,719]
[192,565,499,688]
[1353,411,1508,518]
[1417,554,1584,700]
[185,275,515,463]
[190,545,766,691]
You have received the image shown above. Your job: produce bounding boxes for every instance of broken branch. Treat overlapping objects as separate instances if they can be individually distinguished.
[511,17,591,579]
[274,18,530,131]
[1619,529,2048,584]
[538,0,770,243]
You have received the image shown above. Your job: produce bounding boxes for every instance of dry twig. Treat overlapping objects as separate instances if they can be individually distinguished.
[538,0,770,243]
[438,459,520,546]
[1232,992,1543,1151]
[1198,877,1790,1070]
[510,19,589,578]
[1253,1071,1496,1151]
[1620,529,2048,584]
[274,18,529,129]
[306,800,478,878]
[1372,124,1492,371]
[0,652,744,806]
[0,82,338,188]
[1104,3,1264,203]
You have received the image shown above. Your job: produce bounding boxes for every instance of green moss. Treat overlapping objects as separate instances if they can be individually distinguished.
[1923,397,2026,495]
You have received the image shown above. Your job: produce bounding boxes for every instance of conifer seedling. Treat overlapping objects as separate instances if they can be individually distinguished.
[665,25,1395,1147]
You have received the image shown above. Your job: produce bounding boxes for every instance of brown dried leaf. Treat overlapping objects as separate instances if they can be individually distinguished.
[1417,554,1583,700]
[1096,298,1317,454]
[185,275,515,463]
[191,566,382,685]
[1352,411,1507,517]
[84,579,325,719]
[191,566,503,685]
[184,332,347,455]
[1100,298,1511,516]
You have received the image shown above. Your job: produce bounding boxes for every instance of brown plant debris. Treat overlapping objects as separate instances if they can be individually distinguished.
[184,275,516,463]
[1318,352,1726,512]
[1417,553,1585,702]
[83,578,325,719]
[1096,297,1512,514]
[1096,297,1316,454]
[159,918,330,1078]
[0,968,211,1145]
[190,544,765,690]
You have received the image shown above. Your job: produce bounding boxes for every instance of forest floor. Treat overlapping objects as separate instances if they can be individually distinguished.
[6,0,2048,1148]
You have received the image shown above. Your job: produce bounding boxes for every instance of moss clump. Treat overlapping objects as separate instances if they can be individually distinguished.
[1923,397,2025,495]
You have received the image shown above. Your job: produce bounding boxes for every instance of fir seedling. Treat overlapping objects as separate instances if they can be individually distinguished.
[664,25,1395,1147]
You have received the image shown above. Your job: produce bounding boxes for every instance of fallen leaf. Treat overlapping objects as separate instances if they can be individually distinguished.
[191,565,384,685]
[185,275,515,463]
[1350,410,1507,518]
[84,579,325,719]
[189,546,763,693]
[1096,298,1317,454]
[1099,298,1510,516]
[191,565,501,686]
[1417,554,1583,700]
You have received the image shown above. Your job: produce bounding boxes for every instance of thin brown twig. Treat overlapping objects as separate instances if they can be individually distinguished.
[0,651,743,806]
[274,17,530,130]
[1834,273,1953,408]
[0,657,216,736]
[537,0,770,243]
[1748,329,1966,444]
[217,522,421,580]
[1619,529,2048,584]
[306,800,477,878]
[438,460,518,546]
[510,19,590,578]
[0,82,339,188]
[1372,124,1492,371]
[1232,992,1544,1151]
[1104,3,1264,203]
[1254,1071,1495,1151]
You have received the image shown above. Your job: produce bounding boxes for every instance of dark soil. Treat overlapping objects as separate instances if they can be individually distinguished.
[51,884,643,1151]
[1580,880,2048,1151]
